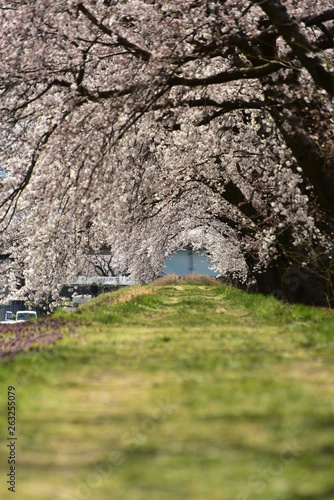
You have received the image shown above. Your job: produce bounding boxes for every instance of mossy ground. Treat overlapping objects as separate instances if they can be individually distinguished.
[1,280,334,499]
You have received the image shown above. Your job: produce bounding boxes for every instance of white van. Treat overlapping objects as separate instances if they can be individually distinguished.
[15,311,37,322]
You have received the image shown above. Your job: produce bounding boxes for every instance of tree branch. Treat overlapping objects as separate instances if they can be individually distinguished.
[168,62,284,87]
[255,0,334,97]
[269,105,334,215]
[303,9,334,27]
[194,99,269,125]
[77,3,151,61]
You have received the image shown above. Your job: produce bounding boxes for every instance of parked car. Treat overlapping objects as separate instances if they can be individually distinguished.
[5,311,15,321]
[0,310,37,324]
[15,311,37,322]
[0,311,16,324]
[72,294,92,307]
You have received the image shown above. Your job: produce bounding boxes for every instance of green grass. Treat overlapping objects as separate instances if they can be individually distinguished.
[1,281,334,500]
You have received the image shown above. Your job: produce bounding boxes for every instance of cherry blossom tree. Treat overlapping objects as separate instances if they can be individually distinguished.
[0,0,333,307]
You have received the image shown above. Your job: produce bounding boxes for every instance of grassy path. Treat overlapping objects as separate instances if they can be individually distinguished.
[1,280,334,499]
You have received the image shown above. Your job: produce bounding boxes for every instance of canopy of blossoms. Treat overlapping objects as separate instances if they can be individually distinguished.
[0,0,333,306]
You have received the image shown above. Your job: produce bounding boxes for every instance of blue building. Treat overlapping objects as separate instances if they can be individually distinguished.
[161,247,219,277]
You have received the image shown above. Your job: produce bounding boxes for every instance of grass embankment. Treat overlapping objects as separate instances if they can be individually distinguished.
[1,278,334,500]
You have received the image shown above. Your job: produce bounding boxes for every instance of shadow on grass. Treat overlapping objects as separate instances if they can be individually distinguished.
[285,486,334,500]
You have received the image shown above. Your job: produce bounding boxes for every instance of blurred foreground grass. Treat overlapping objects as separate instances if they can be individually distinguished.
[1,279,334,500]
